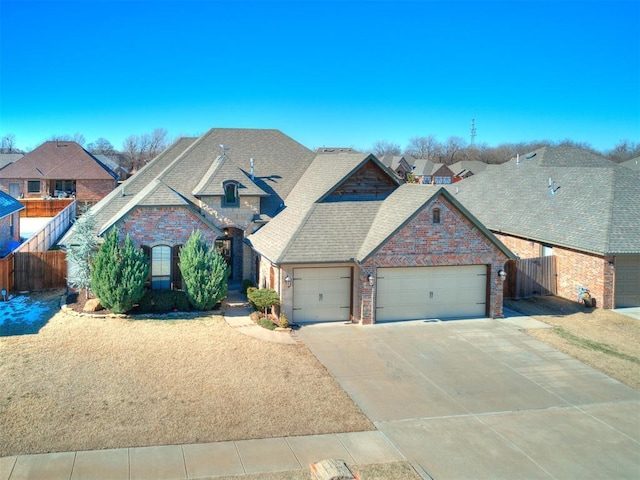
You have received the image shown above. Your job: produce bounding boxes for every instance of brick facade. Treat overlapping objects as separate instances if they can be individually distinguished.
[494,234,614,309]
[359,197,510,323]
[115,206,221,247]
[75,180,118,204]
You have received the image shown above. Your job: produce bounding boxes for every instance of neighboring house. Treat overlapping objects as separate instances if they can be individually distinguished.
[94,154,131,181]
[446,146,640,308]
[0,141,118,204]
[0,191,24,257]
[247,152,514,324]
[61,128,317,288]
[316,147,359,154]
[620,156,640,171]
[378,154,414,180]
[449,160,488,181]
[411,159,455,184]
[0,153,24,171]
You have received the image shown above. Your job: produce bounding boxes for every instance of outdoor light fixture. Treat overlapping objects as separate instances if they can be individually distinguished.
[223,228,229,237]
[367,274,375,286]
[284,275,292,288]
[498,269,507,281]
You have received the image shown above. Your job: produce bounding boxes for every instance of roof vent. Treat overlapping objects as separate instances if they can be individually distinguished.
[548,178,561,196]
[219,144,229,158]
[526,152,537,159]
[250,157,255,180]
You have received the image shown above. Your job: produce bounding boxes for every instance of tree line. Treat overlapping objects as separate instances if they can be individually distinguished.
[371,136,640,165]
[2,130,639,169]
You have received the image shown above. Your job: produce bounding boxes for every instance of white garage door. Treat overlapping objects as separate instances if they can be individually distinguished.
[293,267,352,323]
[616,256,640,307]
[376,265,487,322]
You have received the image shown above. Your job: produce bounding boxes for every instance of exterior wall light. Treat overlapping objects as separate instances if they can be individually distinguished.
[367,274,375,286]
[223,228,230,237]
[498,269,507,281]
[284,275,292,288]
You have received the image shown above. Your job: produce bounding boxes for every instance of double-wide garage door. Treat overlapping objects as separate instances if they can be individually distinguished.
[376,265,487,322]
[293,267,351,323]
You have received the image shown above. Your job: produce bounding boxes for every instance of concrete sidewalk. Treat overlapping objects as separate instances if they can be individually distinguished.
[0,431,404,480]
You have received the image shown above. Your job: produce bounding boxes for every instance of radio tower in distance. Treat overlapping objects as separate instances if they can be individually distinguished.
[470,118,477,147]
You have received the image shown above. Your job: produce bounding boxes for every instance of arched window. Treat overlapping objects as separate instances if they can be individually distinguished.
[151,245,171,290]
[222,181,239,207]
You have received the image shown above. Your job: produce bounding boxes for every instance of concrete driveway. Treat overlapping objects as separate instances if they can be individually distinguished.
[296,315,640,479]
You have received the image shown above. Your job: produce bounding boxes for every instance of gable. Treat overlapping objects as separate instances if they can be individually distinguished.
[323,160,398,202]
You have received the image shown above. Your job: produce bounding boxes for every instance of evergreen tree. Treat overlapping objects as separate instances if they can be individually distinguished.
[90,229,149,314]
[66,208,97,299]
[179,230,229,310]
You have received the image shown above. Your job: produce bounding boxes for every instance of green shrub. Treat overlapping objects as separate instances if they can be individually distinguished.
[135,290,193,313]
[179,230,229,310]
[90,229,148,314]
[247,288,280,316]
[257,317,277,330]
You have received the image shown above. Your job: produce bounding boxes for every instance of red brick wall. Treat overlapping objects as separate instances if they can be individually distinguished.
[115,206,221,248]
[76,180,117,204]
[361,197,510,323]
[494,234,613,308]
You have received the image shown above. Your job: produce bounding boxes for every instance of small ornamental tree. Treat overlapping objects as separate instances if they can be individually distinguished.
[179,230,229,310]
[90,229,149,314]
[247,288,280,317]
[66,208,98,299]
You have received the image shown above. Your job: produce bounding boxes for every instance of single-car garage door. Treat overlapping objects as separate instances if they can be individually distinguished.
[616,256,640,307]
[293,267,351,323]
[376,265,487,322]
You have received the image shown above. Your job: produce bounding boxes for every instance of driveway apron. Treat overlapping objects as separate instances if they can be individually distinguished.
[296,317,640,479]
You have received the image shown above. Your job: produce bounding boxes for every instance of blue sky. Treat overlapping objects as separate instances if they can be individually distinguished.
[1,0,638,153]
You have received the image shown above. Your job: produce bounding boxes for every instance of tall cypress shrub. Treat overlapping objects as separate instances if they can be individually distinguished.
[179,230,229,310]
[90,229,149,314]
[66,208,97,299]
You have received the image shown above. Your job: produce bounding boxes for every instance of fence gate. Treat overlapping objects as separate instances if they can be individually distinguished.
[504,256,557,299]
[14,251,67,291]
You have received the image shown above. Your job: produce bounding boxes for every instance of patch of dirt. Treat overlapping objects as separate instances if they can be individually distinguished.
[505,296,640,390]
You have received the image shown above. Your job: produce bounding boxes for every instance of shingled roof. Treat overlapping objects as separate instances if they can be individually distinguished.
[0,141,118,180]
[248,154,511,264]
[0,190,24,218]
[445,146,640,255]
[61,129,316,244]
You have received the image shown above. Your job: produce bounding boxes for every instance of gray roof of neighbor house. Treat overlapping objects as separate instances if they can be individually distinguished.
[248,154,512,264]
[0,190,24,218]
[620,157,640,171]
[0,153,24,170]
[444,146,640,255]
[449,160,488,177]
[412,159,453,176]
[94,155,130,177]
[61,129,316,244]
[0,142,118,180]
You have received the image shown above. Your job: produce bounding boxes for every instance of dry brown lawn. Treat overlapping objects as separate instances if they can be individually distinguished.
[0,291,373,457]
[505,296,640,390]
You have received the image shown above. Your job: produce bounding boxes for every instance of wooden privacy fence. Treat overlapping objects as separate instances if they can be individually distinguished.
[0,254,14,294]
[504,256,557,299]
[13,251,67,291]
[19,198,75,217]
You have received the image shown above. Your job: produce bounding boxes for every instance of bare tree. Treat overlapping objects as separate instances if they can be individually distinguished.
[439,136,467,164]
[405,135,440,160]
[86,137,117,155]
[371,140,401,157]
[605,140,640,162]
[1,133,17,153]
[121,128,169,171]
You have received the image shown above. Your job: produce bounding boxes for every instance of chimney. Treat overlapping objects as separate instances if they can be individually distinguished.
[250,158,255,180]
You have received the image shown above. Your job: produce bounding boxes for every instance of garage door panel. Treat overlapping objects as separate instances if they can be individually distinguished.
[377,266,487,322]
[293,267,351,323]
[616,256,640,307]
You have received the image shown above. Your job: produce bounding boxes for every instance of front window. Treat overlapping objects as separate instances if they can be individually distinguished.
[222,181,239,207]
[55,180,76,196]
[27,180,40,193]
[433,208,441,224]
[151,245,171,290]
